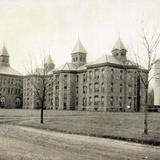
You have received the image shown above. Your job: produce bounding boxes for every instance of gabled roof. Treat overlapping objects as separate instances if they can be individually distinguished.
[71,39,87,54]
[57,63,79,71]
[0,44,9,56]
[0,66,22,76]
[112,38,127,51]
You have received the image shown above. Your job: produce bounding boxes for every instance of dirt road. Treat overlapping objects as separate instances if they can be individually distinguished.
[0,124,159,160]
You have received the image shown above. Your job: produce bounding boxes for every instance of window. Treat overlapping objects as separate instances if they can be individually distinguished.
[83,86,87,94]
[63,102,67,110]
[101,83,104,92]
[0,97,5,105]
[94,83,99,92]
[64,74,68,80]
[55,75,59,81]
[89,97,92,105]
[111,82,114,92]
[101,96,104,105]
[89,71,93,79]
[119,97,122,107]
[76,97,78,105]
[102,69,105,78]
[64,86,67,90]
[64,97,67,109]
[120,87,122,93]
[110,96,113,106]
[55,97,59,106]
[83,74,86,83]
[89,83,92,93]
[16,97,21,106]
[77,75,79,82]
[95,69,99,79]
[94,96,99,105]
[83,97,86,106]
[128,83,132,87]
[76,86,79,94]
[111,69,114,79]
[64,97,67,101]
[120,70,123,79]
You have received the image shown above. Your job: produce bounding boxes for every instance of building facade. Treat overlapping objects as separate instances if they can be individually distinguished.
[42,38,147,112]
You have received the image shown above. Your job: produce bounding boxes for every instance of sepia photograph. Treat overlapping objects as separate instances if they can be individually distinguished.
[0,0,160,159]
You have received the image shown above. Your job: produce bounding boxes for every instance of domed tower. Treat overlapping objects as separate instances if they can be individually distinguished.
[111,38,127,62]
[44,55,55,73]
[71,39,87,67]
[0,44,10,67]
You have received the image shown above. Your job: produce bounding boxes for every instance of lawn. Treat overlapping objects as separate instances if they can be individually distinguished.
[0,109,160,145]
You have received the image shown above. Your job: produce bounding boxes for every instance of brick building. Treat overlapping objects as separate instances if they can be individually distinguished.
[0,45,23,108]
[49,38,147,112]
[23,55,55,109]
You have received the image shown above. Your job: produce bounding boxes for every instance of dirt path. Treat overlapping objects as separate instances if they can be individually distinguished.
[0,124,159,160]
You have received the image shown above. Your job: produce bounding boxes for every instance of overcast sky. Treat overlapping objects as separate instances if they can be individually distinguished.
[0,0,160,73]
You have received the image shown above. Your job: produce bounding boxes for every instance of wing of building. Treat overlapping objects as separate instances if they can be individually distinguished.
[0,44,23,108]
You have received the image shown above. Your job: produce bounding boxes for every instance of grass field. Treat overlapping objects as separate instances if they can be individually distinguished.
[0,109,160,145]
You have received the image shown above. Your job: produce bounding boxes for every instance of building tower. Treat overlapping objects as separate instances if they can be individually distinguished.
[0,44,10,67]
[44,55,55,73]
[111,38,127,62]
[71,39,87,67]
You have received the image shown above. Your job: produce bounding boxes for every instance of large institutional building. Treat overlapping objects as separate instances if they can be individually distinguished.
[0,38,148,111]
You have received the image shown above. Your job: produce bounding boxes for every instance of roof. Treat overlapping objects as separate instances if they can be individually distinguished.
[77,64,87,71]
[112,38,127,51]
[0,66,22,76]
[87,54,138,67]
[57,63,79,71]
[71,39,87,54]
[0,45,9,56]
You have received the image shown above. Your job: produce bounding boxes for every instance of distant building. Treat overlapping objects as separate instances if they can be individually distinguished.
[149,59,160,106]
[0,44,23,108]
[23,55,55,109]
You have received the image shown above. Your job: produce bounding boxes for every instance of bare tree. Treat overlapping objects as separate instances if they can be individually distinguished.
[24,55,55,124]
[134,25,160,134]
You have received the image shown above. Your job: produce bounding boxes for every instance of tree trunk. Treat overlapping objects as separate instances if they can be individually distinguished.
[40,100,44,124]
[144,85,148,134]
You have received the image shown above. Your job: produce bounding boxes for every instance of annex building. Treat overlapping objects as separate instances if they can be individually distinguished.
[0,38,148,111]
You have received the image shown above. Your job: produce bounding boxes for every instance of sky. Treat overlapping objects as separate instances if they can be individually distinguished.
[0,0,160,74]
